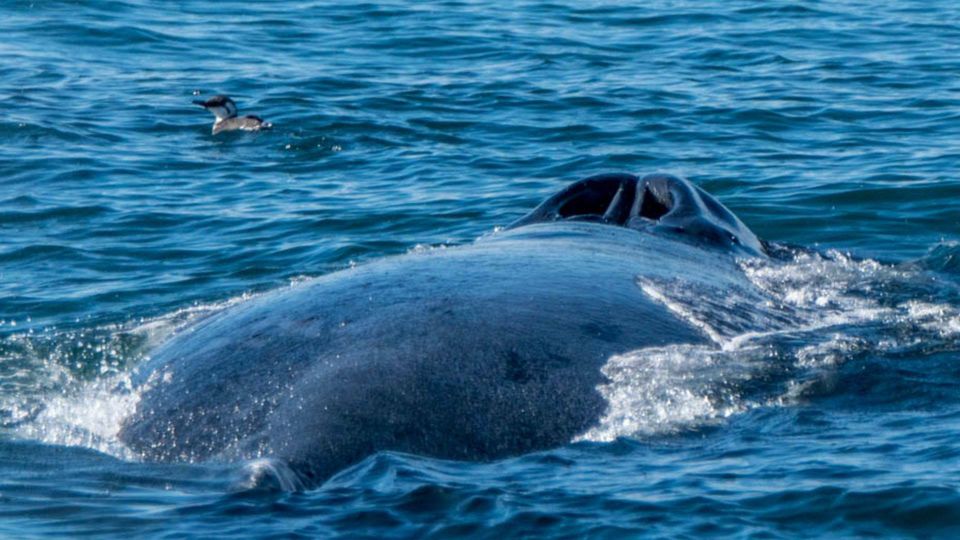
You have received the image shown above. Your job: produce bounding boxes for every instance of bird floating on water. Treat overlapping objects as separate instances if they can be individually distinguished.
[193,95,272,135]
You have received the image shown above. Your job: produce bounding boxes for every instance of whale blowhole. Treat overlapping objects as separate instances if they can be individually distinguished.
[639,186,672,221]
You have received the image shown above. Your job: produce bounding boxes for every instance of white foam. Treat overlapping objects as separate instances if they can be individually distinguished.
[407,243,450,254]
[14,373,140,460]
[5,291,270,460]
[575,344,759,442]
[580,247,960,442]
[903,300,960,337]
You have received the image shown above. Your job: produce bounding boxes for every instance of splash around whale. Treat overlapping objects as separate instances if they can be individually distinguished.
[119,173,769,488]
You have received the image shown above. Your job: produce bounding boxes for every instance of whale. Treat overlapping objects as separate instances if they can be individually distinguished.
[119,173,769,487]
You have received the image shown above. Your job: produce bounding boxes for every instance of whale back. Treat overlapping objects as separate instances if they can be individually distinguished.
[120,174,766,486]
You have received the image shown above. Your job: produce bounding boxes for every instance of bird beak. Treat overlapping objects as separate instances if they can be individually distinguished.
[192,100,208,107]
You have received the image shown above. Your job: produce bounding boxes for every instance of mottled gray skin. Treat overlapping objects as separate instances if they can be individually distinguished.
[120,173,765,486]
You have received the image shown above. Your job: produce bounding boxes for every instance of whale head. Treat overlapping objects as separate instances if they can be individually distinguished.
[510,173,765,256]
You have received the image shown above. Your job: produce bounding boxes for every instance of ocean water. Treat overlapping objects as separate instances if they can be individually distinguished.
[2,0,960,537]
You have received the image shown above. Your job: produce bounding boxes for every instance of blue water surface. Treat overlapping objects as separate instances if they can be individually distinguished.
[2,0,960,537]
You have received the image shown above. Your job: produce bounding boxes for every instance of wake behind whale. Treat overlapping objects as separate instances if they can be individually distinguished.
[116,173,779,487]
